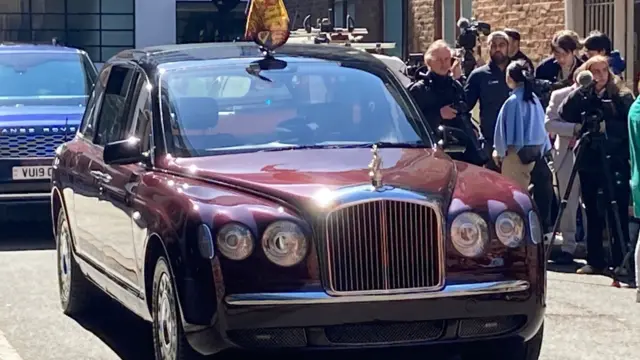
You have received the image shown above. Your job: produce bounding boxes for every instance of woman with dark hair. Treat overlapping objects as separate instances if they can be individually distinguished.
[493,60,551,188]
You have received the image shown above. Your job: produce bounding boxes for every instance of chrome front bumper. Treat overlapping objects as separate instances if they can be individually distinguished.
[225,280,529,306]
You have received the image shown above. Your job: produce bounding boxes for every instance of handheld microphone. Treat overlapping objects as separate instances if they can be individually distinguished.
[576,70,594,88]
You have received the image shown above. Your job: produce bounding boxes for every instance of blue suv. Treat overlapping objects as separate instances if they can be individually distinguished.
[0,44,97,220]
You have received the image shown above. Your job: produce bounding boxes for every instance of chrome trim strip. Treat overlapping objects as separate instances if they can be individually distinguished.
[0,192,50,200]
[225,280,529,306]
[324,197,445,296]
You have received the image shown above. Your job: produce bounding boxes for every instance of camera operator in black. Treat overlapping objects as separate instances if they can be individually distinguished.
[408,40,486,165]
[559,55,635,275]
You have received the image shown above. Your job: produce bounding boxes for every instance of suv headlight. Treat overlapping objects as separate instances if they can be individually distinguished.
[262,221,308,267]
[216,223,254,260]
[451,212,489,257]
[495,211,525,248]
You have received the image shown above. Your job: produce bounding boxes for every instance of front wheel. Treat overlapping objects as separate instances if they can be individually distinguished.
[56,207,98,316]
[151,257,200,360]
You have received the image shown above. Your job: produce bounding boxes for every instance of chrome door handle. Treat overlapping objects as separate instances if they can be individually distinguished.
[89,170,112,183]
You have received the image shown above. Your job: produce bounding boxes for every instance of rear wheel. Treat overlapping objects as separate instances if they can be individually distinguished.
[56,207,98,315]
[151,257,200,360]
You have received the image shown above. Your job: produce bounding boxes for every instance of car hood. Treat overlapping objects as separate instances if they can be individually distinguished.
[165,148,458,206]
[164,148,531,215]
[0,105,84,128]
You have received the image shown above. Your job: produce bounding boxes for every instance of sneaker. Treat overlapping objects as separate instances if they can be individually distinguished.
[577,264,603,275]
[553,251,575,265]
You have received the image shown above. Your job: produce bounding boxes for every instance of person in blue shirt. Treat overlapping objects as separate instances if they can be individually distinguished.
[493,60,552,189]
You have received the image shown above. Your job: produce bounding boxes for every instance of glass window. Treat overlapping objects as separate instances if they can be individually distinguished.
[176,1,246,44]
[66,0,100,14]
[101,0,134,14]
[160,61,428,157]
[101,31,134,46]
[130,82,152,152]
[101,15,134,30]
[0,52,94,99]
[0,0,29,12]
[461,0,473,19]
[31,14,65,30]
[32,0,65,13]
[334,0,345,27]
[95,65,136,145]
[442,1,456,46]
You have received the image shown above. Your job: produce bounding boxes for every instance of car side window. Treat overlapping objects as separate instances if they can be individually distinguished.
[79,65,109,139]
[94,65,137,146]
[128,78,153,153]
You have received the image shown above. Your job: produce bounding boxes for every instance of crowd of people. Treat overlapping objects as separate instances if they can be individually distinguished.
[406,29,640,302]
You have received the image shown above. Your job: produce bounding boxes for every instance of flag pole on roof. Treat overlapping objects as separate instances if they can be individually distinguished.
[244,0,291,55]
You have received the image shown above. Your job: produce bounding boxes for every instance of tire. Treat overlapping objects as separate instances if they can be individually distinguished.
[56,207,98,316]
[151,257,200,360]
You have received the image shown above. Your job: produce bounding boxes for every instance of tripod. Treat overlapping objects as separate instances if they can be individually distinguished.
[544,127,633,286]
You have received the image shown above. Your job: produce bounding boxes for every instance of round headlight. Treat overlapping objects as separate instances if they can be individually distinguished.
[528,211,542,244]
[495,211,525,248]
[451,212,489,258]
[262,221,308,267]
[216,223,254,260]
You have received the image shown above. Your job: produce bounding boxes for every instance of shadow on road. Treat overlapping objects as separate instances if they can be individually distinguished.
[73,295,154,360]
[0,221,54,251]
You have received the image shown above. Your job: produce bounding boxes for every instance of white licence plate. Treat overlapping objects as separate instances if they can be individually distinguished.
[12,166,53,180]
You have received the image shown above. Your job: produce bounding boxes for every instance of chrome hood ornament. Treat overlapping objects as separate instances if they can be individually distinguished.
[368,144,383,189]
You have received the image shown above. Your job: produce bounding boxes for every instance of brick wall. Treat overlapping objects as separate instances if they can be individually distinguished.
[407,0,437,53]
[282,0,383,42]
[473,0,566,65]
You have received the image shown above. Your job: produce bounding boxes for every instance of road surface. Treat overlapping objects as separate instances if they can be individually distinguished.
[0,224,638,360]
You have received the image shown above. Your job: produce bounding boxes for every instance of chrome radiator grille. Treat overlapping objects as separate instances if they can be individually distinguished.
[0,134,67,158]
[324,200,442,294]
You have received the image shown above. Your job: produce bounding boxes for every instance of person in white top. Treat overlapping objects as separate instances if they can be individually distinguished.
[544,67,587,264]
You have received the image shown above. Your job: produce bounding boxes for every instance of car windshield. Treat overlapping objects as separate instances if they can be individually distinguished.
[0,52,95,105]
[159,58,430,157]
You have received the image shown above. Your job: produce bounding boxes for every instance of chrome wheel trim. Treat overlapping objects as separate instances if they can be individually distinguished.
[58,218,71,304]
[156,272,177,360]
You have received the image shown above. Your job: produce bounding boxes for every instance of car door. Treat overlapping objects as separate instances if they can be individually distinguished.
[73,64,137,276]
[70,67,108,264]
[98,73,151,288]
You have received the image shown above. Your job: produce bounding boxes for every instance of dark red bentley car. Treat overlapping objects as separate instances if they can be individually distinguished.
[50,43,545,360]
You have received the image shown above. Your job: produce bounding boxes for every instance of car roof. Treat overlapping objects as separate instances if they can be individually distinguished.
[112,41,386,71]
[0,43,83,53]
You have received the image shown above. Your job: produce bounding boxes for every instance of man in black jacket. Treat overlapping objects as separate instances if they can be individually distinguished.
[408,40,486,165]
[464,31,512,170]
[504,28,534,72]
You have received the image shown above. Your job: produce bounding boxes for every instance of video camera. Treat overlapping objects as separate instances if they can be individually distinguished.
[404,53,426,81]
[532,78,572,109]
[573,70,609,135]
[456,17,491,77]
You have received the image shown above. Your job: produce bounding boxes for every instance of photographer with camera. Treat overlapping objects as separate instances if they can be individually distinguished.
[504,28,534,72]
[558,55,635,276]
[408,40,487,166]
[492,60,551,188]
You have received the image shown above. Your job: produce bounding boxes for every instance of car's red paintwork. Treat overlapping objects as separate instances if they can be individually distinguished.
[51,43,545,358]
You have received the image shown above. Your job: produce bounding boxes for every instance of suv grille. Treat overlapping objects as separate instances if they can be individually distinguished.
[0,134,67,158]
[324,200,443,294]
